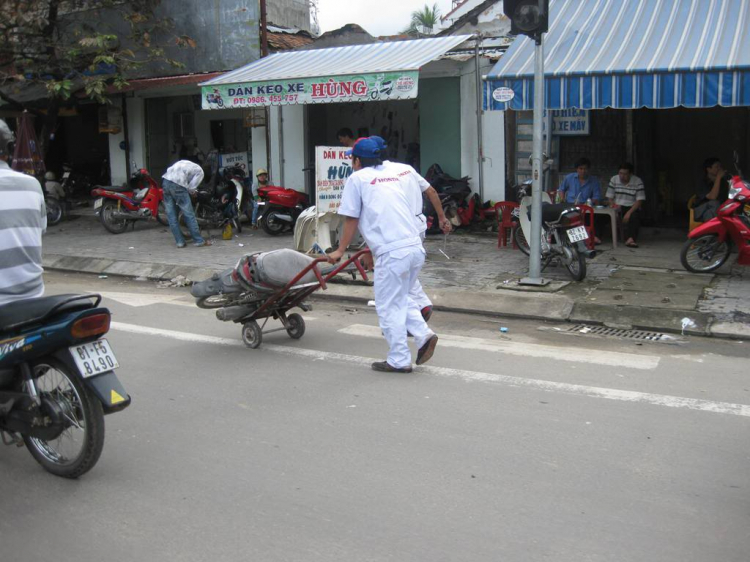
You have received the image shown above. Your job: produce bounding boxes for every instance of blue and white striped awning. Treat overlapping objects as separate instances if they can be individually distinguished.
[485,0,750,111]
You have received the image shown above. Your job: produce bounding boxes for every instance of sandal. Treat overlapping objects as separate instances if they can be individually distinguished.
[625,240,639,248]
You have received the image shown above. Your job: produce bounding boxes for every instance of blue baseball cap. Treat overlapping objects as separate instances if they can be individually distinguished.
[345,137,381,159]
[369,136,387,152]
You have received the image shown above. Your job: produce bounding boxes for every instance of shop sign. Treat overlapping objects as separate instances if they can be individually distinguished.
[315,146,352,214]
[202,71,420,109]
[219,151,249,173]
[544,109,590,136]
[492,87,515,103]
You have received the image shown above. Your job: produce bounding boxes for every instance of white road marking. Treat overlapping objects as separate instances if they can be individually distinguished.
[100,292,187,308]
[339,324,661,371]
[110,322,750,418]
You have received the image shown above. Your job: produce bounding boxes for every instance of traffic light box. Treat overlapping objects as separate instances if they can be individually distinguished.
[504,0,549,42]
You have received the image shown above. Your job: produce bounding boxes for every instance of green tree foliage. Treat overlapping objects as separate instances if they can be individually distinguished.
[0,0,196,154]
[401,3,441,36]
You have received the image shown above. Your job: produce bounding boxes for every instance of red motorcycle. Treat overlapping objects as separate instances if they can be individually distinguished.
[681,156,750,273]
[91,169,168,234]
[257,185,309,235]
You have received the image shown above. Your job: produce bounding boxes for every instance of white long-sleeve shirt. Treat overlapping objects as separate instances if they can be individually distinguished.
[162,160,204,193]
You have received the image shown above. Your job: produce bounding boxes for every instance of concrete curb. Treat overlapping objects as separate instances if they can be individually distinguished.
[43,254,747,339]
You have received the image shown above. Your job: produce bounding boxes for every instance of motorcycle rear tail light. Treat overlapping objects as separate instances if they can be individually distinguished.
[71,313,111,339]
[561,212,582,226]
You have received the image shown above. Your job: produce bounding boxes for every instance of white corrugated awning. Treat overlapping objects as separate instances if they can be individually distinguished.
[200,35,472,109]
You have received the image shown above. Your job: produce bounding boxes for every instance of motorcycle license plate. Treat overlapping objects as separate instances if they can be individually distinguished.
[567,226,589,243]
[70,339,120,378]
[94,197,103,210]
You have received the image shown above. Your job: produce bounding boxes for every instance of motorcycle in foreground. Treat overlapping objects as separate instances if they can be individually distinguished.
[0,294,130,478]
[681,154,750,273]
[513,181,595,281]
[91,169,168,234]
[179,167,242,238]
[257,185,309,235]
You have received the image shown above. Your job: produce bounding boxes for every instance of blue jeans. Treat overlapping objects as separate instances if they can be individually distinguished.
[251,200,259,225]
[162,179,204,245]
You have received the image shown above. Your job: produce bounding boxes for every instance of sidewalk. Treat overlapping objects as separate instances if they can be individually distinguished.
[42,212,750,339]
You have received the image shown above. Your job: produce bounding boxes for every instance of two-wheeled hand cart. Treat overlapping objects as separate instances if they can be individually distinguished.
[232,249,371,349]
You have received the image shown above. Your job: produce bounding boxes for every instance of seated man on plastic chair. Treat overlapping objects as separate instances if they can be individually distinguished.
[606,162,645,248]
[558,157,602,244]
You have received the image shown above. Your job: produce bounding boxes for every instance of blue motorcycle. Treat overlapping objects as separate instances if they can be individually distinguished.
[0,294,130,478]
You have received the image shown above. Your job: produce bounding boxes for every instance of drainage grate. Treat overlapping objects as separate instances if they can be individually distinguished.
[565,324,671,341]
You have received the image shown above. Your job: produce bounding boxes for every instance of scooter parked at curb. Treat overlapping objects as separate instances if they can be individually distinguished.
[91,169,168,234]
[681,153,750,273]
[513,180,595,281]
[0,294,130,478]
[257,185,309,235]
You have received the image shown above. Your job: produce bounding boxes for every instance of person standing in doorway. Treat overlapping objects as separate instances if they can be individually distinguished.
[0,119,47,305]
[606,163,645,248]
[337,128,356,148]
[161,160,211,248]
[327,138,439,373]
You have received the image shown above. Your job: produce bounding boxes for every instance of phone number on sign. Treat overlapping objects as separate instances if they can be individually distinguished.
[233,94,299,105]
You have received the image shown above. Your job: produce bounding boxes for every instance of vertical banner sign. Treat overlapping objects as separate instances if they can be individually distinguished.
[315,146,352,247]
[315,146,352,214]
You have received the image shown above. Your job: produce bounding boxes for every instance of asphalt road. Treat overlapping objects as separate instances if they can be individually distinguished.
[1,272,749,562]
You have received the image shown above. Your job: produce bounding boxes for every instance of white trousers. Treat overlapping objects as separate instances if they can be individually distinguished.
[374,245,434,368]
[409,231,431,310]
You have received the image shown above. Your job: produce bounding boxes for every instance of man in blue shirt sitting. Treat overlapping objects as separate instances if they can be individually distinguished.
[559,157,602,244]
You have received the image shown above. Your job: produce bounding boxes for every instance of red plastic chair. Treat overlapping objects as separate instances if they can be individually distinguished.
[494,201,519,248]
[577,204,596,250]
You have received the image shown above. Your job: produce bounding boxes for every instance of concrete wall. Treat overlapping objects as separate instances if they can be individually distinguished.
[267,0,312,32]
[109,97,147,186]
[147,0,260,76]
[460,58,505,202]
[419,77,462,178]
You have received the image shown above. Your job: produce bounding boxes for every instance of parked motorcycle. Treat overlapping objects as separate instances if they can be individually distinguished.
[179,168,242,239]
[0,294,130,478]
[257,185,309,235]
[423,164,472,233]
[43,173,65,226]
[681,154,750,273]
[91,169,168,234]
[513,180,594,281]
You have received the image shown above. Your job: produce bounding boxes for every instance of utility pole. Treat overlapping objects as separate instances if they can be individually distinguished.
[504,0,550,286]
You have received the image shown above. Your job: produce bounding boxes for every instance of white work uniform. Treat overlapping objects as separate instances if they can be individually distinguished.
[382,160,432,310]
[338,165,434,368]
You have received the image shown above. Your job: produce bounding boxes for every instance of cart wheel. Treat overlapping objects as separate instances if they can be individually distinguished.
[286,313,306,339]
[242,321,262,348]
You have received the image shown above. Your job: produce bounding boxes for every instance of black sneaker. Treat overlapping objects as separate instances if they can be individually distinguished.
[416,334,438,365]
[371,361,413,373]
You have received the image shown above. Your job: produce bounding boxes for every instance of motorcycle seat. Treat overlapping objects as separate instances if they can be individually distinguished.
[0,294,98,334]
[541,203,577,223]
[191,268,242,298]
[97,184,131,193]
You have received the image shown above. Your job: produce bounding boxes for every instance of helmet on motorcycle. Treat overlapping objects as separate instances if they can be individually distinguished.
[0,119,15,157]
[256,168,268,177]
[45,171,57,181]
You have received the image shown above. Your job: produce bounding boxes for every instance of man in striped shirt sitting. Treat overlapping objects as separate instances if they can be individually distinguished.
[606,162,645,248]
[0,119,47,306]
